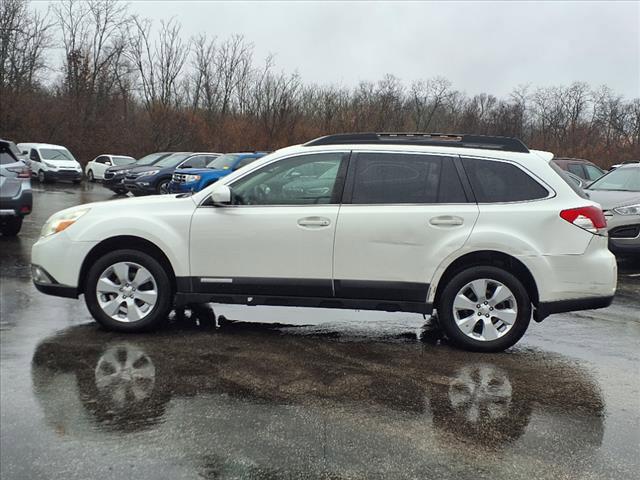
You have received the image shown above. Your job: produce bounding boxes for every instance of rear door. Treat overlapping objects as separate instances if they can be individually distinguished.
[332,151,478,305]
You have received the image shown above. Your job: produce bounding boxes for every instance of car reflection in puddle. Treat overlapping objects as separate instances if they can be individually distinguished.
[31,319,605,477]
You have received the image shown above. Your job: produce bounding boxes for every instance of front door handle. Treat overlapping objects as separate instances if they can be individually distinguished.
[429,215,464,227]
[298,216,331,228]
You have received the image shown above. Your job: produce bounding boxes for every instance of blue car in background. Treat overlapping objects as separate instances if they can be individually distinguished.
[168,152,270,193]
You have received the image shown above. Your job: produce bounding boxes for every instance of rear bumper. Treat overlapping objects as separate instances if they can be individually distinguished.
[0,186,32,217]
[535,295,614,321]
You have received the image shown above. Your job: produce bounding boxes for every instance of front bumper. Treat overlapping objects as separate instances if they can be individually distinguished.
[103,173,127,191]
[123,178,156,195]
[168,180,197,193]
[32,265,78,298]
[44,170,82,181]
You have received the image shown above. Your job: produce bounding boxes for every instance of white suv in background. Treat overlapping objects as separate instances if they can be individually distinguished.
[18,142,83,183]
[31,133,617,352]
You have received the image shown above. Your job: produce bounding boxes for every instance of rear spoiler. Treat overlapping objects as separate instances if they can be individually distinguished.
[531,149,554,162]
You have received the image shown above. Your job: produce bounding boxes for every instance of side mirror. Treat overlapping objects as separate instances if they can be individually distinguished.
[210,184,231,206]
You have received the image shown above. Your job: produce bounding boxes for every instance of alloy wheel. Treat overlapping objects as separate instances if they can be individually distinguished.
[96,261,158,323]
[452,278,518,341]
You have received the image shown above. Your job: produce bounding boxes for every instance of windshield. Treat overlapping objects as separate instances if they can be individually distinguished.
[40,148,75,161]
[155,153,192,168]
[112,156,135,166]
[136,152,170,166]
[588,167,640,192]
[207,154,239,169]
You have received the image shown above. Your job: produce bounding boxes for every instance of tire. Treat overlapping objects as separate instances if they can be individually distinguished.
[0,217,22,236]
[37,170,46,183]
[156,179,170,195]
[437,266,531,352]
[87,170,95,182]
[84,249,173,332]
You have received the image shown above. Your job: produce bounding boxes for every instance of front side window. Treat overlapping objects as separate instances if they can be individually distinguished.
[234,156,259,170]
[30,149,41,162]
[461,158,549,202]
[230,152,346,205]
[154,153,192,168]
[350,152,467,204]
[182,155,207,168]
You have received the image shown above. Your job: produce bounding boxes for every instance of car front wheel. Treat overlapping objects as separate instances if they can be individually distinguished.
[437,266,531,352]
[84,249,173,332]
[157,179,170,194]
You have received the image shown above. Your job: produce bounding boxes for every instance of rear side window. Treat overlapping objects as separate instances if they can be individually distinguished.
[549,161,588,199]
[461,158,549,202]
[567,164,585,178]
[350,153,467,204]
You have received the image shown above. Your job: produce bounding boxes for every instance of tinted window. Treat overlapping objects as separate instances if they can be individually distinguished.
[0,151,16,164]
[30,149,40,162]
[567,164,585,178]
[182,155,207,168]
[462,158,549,202]
[351,153,467,204]
[231,153,345,205]
[549,162,588,199]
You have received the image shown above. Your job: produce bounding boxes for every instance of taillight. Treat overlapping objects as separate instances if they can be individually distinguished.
[560,206,607,234]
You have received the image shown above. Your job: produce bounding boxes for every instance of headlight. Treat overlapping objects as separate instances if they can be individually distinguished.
[40,208,90,238]
[613,203,640,216]
[185,175,201,183]
[113,169,126,174]
[140,170,160,177]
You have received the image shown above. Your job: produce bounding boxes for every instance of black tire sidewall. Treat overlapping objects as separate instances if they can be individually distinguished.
[438,266,531,352]
[157,179,169,194]
[0,217,22,236]
[84,249,173,332]
[88,170,94,182]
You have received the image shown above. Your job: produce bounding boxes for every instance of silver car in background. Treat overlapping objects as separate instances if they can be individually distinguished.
[586,163,640,255]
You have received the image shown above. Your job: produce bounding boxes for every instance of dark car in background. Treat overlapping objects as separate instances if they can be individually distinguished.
[103,152,173,194]
[586,163,640,255]
[552,157,605,182]
[0,139,32,236]
[168,151,269,193]
[123,152,220,195]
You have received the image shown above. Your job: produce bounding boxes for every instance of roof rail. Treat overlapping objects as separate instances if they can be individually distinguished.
[304,133,530,153]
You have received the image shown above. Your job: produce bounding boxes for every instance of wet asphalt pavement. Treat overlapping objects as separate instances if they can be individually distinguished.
[1,182,639,480]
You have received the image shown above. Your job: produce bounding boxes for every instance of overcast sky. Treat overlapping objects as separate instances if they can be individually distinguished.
[38,0,640,98]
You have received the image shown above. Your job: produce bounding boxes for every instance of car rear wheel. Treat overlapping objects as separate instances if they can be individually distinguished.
[437,266,531,352]
[84,249,173,332]
[0,217,22,236]
[157,179,170,195]
[88,170,95,182]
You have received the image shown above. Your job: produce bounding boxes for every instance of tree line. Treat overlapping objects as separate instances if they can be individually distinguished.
[1,0,639,166]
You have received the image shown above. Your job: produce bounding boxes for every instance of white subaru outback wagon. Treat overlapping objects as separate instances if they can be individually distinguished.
[31,133,617,352]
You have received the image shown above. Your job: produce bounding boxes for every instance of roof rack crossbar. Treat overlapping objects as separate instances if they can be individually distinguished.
[304,133,529,153]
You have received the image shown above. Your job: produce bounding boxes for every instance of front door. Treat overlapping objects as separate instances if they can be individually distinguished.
[189,151,350,298]
[333,151,478,304]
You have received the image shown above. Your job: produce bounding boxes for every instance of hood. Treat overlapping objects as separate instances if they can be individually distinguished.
[106,164,139,174]
[178,168,231,178]
[44,159,80,169]
[586,190,640,210]
[127,165,172,175]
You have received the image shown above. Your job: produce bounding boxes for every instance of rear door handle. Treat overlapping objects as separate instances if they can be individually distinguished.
[429,215,464,227]
[298,216,331,228]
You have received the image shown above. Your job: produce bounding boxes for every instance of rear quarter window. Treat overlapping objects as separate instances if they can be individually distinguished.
[461,157,549,203]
